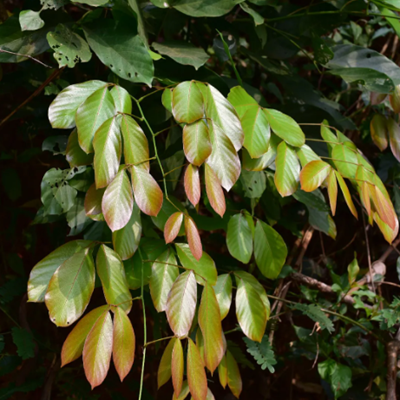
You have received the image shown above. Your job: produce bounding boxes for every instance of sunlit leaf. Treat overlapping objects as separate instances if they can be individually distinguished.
[185,164,201,206]
[164,212,184,244]
[300,160,331,192]
[184,215,202,261]
[111,85,132,114]
[296,144,321,167]
[183,120,212,166]
[204,164,226,217]
[227,85,258,119]
[187,338,208,400]
[274,141,300,197]
[172,338,184,396]
[335,171,358,219]
[332,145,358,179]
[172,81,204,123]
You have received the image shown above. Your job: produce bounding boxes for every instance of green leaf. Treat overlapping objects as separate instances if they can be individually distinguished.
[296,144,321,167]
[49,80,107,129]
[149,249,179,312]
[240,3,264,25]
[153,41,209,70]
[214,274,232,320]
[254,220,287,280]
[263,109,305,147]
[112,203,142,260]
[102,169,133,231]
[201,83,244,152]
[162,88,173,113]
[111,85,132,114]
[226,350,242,398]
[318,360,352,399]
[61,305,109,366]
[335,171,358,219]
[19,10,45,31]
[96,245,132,312]
[235,276,267,342]
[93,117,122,188]
[47,24,92,68]
[204,164,226,217]
[199,283,224,373]
[185,164,201,207]
[332,145,358,179]
[45,248,95,326]
[274,141,300,197]
[242,147,276,171]
[300,160,331,192]
[84,21,154,86]
[370,114,388,151]
[172,338,184,396]
[226,213,253,264]
[175,243,217,286]
[388,117,400,162]
[131,166,163,216]
[187,338,208,400]
[243,335,276,372]
[240,170,266,198]
[227,86,258,119]
[121,115,150,170]
[158,337,177,388]
[66,129,94,168]
[72,0,108,5]
[218,353,228,388]
[84,183,105,219]
[183,120,212,166]
[348,256,359,285]
[293,303,334,332]
[172,81,204,123]
[113,306,135,382]
[76,86,116,154]
[11,327,35,360]
[83,310,113,389]
[166,270,197,338]
[172,0,243,17]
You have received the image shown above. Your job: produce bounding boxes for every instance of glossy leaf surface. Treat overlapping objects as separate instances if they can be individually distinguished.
[185,164,201,206]
[183,120,212,166]
[172,81,204,123]
[204,164,226,217]
[274,141,300,197]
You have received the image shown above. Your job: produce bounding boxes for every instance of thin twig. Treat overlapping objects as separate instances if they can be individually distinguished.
[0,48,53,68]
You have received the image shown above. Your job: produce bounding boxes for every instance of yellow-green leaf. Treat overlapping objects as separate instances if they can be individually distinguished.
[226,350,242,398]
[335,171,358,219]
[183,120,212,166]
[172,81,204,124]
[187,338,208,400]
[370,114,388,151]
[172,338,184,396]
[185,164,201,207]
[214,274,232,320]
[300,160,331,192]
[204,164,226,217]
[274,141,300,197]
[158,337,177,388]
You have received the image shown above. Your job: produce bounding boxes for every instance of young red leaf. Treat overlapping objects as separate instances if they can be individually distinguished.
[327,170,338,216]
[184,215,202,261]
[131,166,163,216]
[218,353,228,388]
[172,81,204,124]
[387,117,400,162]
[183,120,212,166]
[370,114,388,151]
[102,169,133,231]
[85,183,105,218]
[226,350,242,398]
[334,171,358,219]
[300,160,331,192]
[184,164,201,207]
[198,283,224,374]
[274,141,300,197]
[113,306,135,382]
[164,212,184,244]
[61,305,108,367]
[171,338,184,396]
[83,310,113,389]
[205,164,226,217]
[166,271,197,338]
[158,337,177,388]
[187,338,208,400]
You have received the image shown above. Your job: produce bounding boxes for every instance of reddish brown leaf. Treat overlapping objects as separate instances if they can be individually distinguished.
[187,338,207,400]
[113,307,135,382]
[205,164,226,218]
[164,212,184,244]
[374,211,399,244]
[387,117,400,162]
[184,164,201,207]
[83,310,113,389]
[184,215,202,261]
[171,338,184,396]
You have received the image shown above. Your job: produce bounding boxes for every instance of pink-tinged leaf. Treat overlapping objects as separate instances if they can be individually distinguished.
[198,283,224,374]
[205,164,226,218]
[173,381,190,400]
[158,337,177,388]
[370,92,387,105]
[184,215,202,261]
[226,350,242,398]
[66,129,94,168]
[206,121,241,191]
[76,86,116,154]
[166,271,197,338]
[218,353,228,388]
[355,166,372,216]
[131,166,163,216]
[149,249,179,312]
[327,170,338,216]
[370,114,388,151]
[113,306,135,382]
[387,117,400,162]
[61,305,109,367]
[370,185,397,230]
[300,160,331,192]
[45,248,95,327]
[164,212,184,244]
[183,120,212,166]
[93,116,122,188]
[172,81,204,124]
[83,310,113,389]
[121,114,150,170]
[334,171,358,219]
[187,338,208,400]
[85,184,105,218]
[184,164,201,207]
[172,338,184,396]
[102,169,133,231]
[274,141,300,197]
[390,84,400,114]
[374,211,399,244]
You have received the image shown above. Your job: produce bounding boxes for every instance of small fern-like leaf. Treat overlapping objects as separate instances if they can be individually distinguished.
[243,335,277,373]
[292,303,334,332]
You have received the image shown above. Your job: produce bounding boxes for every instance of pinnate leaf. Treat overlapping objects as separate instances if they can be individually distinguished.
[172,81,204,123]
